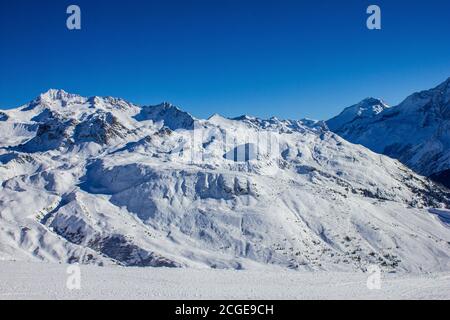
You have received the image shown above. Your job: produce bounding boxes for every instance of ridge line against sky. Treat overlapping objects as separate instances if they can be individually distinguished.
[1,75,449,123]
[1,0,450,120]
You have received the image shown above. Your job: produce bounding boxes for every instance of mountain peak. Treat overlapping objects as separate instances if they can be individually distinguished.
[159,101,175,108]
[134,102,195,130]
[360,97,385,105]
[39,89,80,102]
[327,97,389,131]
[232,115,257,121]
[345,97,389,115]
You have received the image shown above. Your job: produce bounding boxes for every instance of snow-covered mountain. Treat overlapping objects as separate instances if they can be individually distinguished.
[327,78,450,188]
[1,89,449,272]
[327,98,390,132]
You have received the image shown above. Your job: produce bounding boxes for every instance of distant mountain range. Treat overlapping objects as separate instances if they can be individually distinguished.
[327,78,450,188]
[0,80,449,272]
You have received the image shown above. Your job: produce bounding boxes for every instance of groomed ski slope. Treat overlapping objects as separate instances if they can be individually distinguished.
[0,261,449,300]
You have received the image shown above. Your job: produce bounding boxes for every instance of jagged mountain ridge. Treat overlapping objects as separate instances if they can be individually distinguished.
[0,89,449,272]
[327,78,450,188]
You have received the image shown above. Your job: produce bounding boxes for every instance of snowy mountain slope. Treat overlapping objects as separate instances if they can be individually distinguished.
[0,90,450,272]
[327,78,450,188]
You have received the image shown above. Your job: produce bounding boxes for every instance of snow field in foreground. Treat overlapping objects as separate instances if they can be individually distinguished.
[0,262,449,300]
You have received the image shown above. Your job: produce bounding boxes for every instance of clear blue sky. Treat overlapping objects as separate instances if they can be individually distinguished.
[1,0,449,120]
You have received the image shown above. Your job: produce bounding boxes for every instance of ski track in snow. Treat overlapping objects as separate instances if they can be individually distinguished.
[0,262,449,300]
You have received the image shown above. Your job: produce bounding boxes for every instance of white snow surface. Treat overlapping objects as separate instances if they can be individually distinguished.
[0,261,449,300]
[0,89,450,273]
